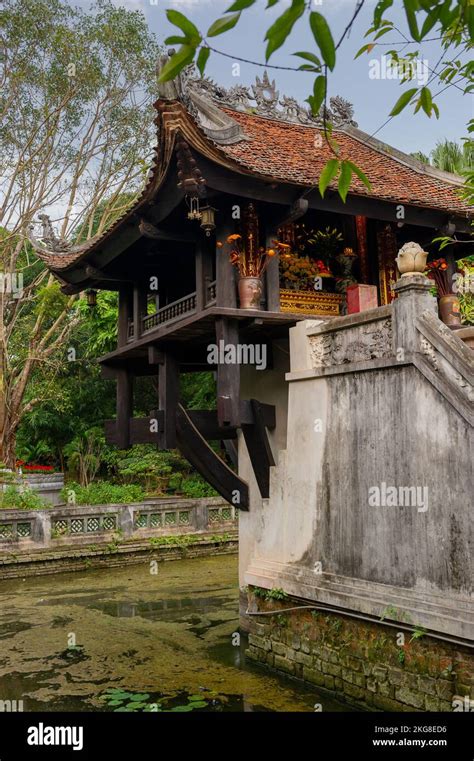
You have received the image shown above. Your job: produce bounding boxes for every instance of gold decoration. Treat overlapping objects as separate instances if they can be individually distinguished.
[279,289,342,316]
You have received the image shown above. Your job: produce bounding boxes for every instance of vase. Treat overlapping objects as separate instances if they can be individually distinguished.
[238,277,262,309]
[439,294,462,328]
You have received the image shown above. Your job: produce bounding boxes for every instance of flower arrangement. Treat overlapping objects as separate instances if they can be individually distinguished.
[16,460,54,473]
[455,255,474,325]
[279,250,333,291]
[218,234,280,278]
[425,258,452,296]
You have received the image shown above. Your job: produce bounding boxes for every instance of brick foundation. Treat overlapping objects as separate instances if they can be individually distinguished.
[244,588,474,712]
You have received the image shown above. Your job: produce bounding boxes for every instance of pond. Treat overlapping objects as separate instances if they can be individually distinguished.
[0,555,354,712]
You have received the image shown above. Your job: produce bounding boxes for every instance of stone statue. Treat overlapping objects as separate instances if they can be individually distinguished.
[395,242,429,277]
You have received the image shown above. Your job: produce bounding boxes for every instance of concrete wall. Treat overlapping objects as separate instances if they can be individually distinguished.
[239,275,473,642]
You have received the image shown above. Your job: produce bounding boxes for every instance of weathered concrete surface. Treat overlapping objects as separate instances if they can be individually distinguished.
[239,276,473,641]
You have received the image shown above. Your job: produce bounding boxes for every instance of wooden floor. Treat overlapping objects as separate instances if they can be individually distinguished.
[99,306,311,368]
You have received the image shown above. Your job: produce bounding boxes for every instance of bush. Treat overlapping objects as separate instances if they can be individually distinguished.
[179,475,218,499]
[61,481,145,505]
[0,486,47,510]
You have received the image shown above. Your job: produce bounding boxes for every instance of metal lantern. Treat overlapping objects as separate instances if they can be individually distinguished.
[200,205,216,237]
[187,196,201,221]
[86,289,97,308]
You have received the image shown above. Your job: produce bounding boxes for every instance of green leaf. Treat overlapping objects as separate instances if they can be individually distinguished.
[265,0,305,61]
[171,705,194,712]
[188,701,208,708]
[309,12,336,71]
[227,0,256,9]
[207,13,241,37]
[129,693,150,701]
[164,36,188,45]
[420,8,440,39]
[158,45,197,83]
[166,10,201,44]
[403,0,420,41]
[196,47,210,76]
[306,75,326,116]
[420,86,433,116]
[374,26,392,40]
[354,43,375,59]
[389,87,418,116]
[338,161,352,203]
[346,161,372,191]
[374,0,393,29]
[266,0,279,6]
[293,51,322,67]
[319,158,339,198]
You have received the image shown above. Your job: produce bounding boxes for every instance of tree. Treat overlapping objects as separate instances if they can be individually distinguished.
[159,0,473,202]
[0,0,160,466]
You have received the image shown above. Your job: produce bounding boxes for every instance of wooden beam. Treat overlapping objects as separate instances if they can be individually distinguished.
[195,234,213,312]
[115,368,133,449]
[133,284,147,341]
[188,410,237,440]
[158,353,179,448]
[148,345,164,365]
[241,399,276,499]
[118,287,133,347]
[176,404,249,509]
[215,317,240,428]
[216,221,237,308]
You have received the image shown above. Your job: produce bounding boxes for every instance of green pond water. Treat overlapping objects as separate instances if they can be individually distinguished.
[0,554,354,712]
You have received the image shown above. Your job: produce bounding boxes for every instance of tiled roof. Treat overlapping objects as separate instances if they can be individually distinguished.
[219,108,470,216]
[36,99,470,277]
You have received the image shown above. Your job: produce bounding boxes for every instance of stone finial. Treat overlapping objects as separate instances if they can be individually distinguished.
[395,241,429,277]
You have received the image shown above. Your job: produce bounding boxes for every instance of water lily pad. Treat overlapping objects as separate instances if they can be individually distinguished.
[188,695,205,702]
[129,693,150,701]
[170,705,194,712]
[187,701,207,708]
[106,700,124,707]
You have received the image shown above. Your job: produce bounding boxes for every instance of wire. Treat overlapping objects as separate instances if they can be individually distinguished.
[245,604,474,650]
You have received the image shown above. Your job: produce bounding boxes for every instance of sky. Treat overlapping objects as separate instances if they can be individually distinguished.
[91,0,472,157]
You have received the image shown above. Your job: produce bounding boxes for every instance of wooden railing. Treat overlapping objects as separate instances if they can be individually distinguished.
[206,280,216,305]
[142,292,197,333]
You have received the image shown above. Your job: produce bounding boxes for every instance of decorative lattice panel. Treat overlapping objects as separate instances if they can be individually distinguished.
[164,512,177,526]
[222,508,231,521]
[86,517,100,533]
[17,522,32,538]
[53,519,67,535]
[135,514,148,529]
[0,524,13,539]
[179,511,190,525]
[102,515,117,531]
[71,519,84,534]
[150,514,162,528]
[208,509,220,523]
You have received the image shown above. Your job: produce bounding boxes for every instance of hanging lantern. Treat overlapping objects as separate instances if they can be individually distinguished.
[86,289,97,308]
[200,206,216,237]
[187,196,201,221]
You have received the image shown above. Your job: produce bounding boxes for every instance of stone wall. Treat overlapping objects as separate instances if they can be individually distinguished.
[239,274,473,709]
[0,497,238,577]
[245,591,474,712]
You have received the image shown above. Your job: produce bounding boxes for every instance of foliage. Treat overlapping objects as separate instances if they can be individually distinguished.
[100,688,218,713]
[159,1,472,202]
[61,480,145,506]
[279,253,322,291]
[176,474,218,498]
[253,586,288,602]
[0,485,47,510]
[0,0,160,466]
[63,428,107,487]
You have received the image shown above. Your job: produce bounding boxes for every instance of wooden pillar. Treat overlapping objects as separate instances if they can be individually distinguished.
[158,353,179,449]
[133,284,147,340]
[215,317,240,428]
[265,225,280,312]
[195,234,213,311]
[118,287,133,347]
[216,221,237,308]
[116,368,133,449]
